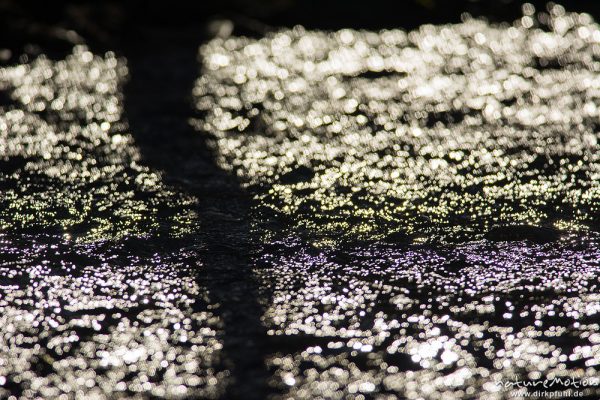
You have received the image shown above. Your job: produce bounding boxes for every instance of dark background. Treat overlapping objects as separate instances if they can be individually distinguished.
[2,0,600,59]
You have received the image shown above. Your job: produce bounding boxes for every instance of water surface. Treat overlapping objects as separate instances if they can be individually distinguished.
[1,4,600,399]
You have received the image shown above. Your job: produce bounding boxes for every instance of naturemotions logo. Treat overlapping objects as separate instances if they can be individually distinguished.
[495,377,599,390]
[495,377,599,398]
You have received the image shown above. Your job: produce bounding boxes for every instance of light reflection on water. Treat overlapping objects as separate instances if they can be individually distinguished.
[0,3,599,399]
[195,4,600,399]
[252,235,600,399]
[0,47,223,398]
[195,5,600,244]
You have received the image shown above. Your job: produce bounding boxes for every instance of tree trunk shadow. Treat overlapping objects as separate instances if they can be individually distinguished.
[122,26,272,399]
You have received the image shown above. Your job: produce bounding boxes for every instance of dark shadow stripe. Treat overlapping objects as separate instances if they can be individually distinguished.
[122,27,273,399]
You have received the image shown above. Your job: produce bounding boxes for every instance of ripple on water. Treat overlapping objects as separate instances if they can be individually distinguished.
[1,3,600,399]
[194,4,600,244]
[194,4,600,399]
[0,47,223,398]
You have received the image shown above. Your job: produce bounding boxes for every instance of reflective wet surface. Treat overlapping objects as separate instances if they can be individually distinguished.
[0,47,225,398]
[1,4,600,399]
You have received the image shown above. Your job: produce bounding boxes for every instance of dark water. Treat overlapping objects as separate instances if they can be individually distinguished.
[1,4,600,399]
